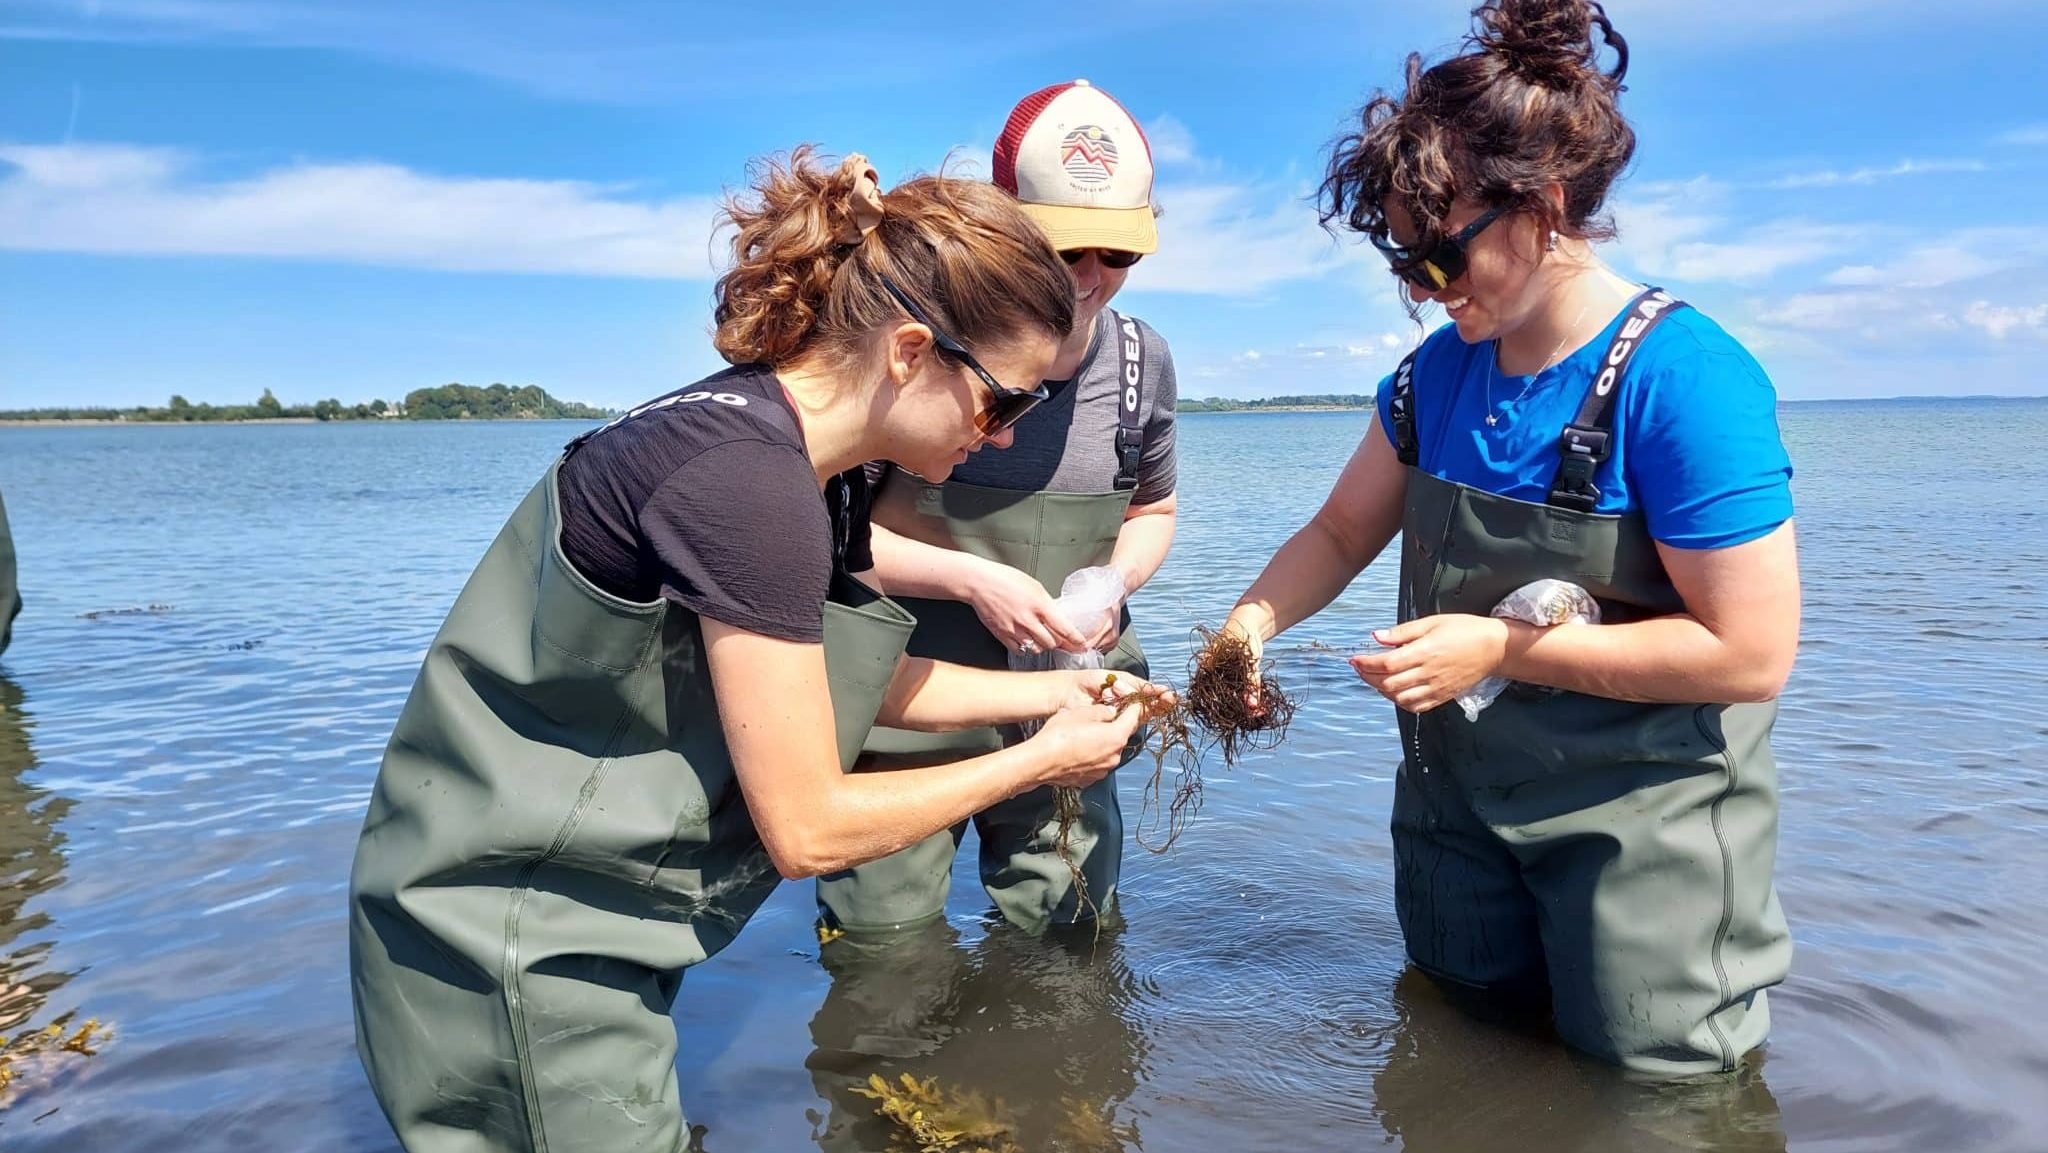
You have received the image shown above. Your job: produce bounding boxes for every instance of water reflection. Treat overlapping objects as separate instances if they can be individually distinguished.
[1374,969,1786,1152]
[807,918,1148,1152]
[0,677,70,1030]
[0,673,95,1110]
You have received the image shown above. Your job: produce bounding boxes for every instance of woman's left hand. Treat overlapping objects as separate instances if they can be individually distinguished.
[1049,668,1160,715]
[1080,600,1124,654]
[1349,614,1512,714]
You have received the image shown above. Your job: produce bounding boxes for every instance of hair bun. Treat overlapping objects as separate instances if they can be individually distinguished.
[1471,0,1628,91]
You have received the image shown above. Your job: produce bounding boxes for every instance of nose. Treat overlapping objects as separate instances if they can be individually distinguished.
[1407,279,1432,305]
[1070,251,1102,291]
[983,425,1017,450]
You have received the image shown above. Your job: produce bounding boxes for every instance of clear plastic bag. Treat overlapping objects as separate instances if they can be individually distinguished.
[1010,565,1126,735]
[1453,578,1601,722]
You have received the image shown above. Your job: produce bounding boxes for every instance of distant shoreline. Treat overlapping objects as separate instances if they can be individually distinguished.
[0,416,599,428]
[4,394,2042,429]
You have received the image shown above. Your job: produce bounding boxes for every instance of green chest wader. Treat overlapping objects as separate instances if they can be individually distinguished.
[349,462,913,1153]
[1385,290,1791,1076]
[0,492,17,656]
[815,310,1154,936]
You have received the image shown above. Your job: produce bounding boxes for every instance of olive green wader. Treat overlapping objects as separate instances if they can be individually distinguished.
[349,462,913,1153]
[815,311,1154,936]
[1385,289,1792,1076]
[0,492,17,656]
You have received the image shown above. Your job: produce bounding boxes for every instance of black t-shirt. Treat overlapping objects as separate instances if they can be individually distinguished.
[556,365,872,644]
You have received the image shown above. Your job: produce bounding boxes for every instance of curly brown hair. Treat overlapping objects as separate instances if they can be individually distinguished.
[712,146,1074,373]
[1319,0,1634,275]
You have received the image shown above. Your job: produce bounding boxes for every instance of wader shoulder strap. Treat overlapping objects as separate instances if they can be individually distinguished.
[1548,287,1688,513]
[1389,347,1422,466]
[1110,309,1145,492]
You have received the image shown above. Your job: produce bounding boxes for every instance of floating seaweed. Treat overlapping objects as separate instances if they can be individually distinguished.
[849,1072,1022,1153]
[0,1011,112,1099]
[77,603,172,621]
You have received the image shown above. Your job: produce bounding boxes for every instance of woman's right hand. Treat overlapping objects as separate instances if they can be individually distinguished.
[1026,699,1150,789]
[968,559,1089,655]
[1216,612,1268,711]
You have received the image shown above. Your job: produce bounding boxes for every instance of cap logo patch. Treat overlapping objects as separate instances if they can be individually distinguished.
[1059,125,1119,186]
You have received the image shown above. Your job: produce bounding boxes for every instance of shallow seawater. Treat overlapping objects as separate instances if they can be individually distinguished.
[0,401,2043,1151]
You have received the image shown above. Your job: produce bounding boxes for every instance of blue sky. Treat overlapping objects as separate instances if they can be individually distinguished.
[3,0,2046,408]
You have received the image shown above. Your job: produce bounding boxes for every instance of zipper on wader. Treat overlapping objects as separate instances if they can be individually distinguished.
[502,685,651,1152]
[1693,704,1742,1072]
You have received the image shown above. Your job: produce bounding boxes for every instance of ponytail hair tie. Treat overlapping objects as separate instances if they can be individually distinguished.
[828,153,885,247]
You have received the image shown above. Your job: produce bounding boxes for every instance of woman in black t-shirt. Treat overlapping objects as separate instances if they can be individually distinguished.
[350,149,1159,1153]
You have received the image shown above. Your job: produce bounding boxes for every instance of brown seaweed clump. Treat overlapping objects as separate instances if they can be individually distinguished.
[850,1072,1021,1153]
[1079,626,1299,858]
[0,1011,112,1098]
[849,1073,1134,1153]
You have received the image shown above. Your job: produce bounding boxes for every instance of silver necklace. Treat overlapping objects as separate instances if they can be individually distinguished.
[1485,300,1591,427]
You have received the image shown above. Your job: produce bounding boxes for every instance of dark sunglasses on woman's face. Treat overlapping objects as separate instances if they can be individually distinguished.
[878,276,1051,436]
[1372,205,1508,291]
[1060,248,1144,270]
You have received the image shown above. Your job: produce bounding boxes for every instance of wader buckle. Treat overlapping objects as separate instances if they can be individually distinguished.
[1550,424,1610,512]
[1114,428,1142,492]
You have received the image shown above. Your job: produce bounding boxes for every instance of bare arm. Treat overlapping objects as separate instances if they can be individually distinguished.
[1110,493,1177,593]
[1354,521,1802,710]
[1500,522,1801,703]
[1080,494,1178,651]
[1225,417,1408,656]
[704,620,1146,879]
[877,657,1152,732]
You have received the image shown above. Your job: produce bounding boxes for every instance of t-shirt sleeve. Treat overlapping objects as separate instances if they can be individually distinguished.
[1624,331,1795,550]
[638,440,834,642]
[1134,329,1179,505]
[1373,365,1400,446]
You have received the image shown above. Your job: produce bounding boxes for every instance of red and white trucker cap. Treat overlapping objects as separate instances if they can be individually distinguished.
[992,79,1157,254]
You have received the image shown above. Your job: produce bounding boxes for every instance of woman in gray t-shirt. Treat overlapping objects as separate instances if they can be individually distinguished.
[823,79,1180,937]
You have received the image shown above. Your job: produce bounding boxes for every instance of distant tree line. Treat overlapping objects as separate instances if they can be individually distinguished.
[0,384,612,423]
[400,383,610,421]
[1179,394,1375,412]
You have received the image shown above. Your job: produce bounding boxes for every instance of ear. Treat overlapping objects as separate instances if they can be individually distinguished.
[883,321,936,390]
[1542,182,1567,224]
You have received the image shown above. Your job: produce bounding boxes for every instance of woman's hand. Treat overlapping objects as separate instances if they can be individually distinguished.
[1079,599,1125,653]
[1216,613,1268,712]
[1349,614,1515,714]
[967,560,1088,655]
[1026,698,1152,789]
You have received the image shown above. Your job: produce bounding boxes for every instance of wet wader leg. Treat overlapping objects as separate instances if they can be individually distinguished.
[1507,707,1791,1075]
[974,621,1144,931]
[0,492,18,657]
[1391,712,1548,999]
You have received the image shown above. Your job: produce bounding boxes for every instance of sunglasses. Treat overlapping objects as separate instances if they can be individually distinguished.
[878,276,1051,436]
[1060,248,1144,270]
[1371,205,1508,291]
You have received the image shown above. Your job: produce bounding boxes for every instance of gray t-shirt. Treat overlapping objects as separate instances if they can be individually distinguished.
[880,310,1178,505]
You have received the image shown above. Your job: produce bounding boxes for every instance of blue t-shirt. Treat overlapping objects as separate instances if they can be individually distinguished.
[1374,302,1794,549]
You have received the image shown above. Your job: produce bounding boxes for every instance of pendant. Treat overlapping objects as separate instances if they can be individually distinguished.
[1485,413,1498,427]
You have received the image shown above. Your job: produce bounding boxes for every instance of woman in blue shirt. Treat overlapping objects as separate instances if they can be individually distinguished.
[1223,0,1800,1076]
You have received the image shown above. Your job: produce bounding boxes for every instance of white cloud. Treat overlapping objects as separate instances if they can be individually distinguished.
[1997,125,2048,146]
[1770,158,1988,189]
[0,142,725,277]
[0,141,1358,298]
[1963,301,2048,340]
[1143,179,1347,294]
[1610,182,1861,283]
[1144,115,1198,167]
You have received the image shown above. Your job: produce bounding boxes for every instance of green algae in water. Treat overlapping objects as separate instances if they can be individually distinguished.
[849,1072,1021,1153]
[0,1011,113,1099]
